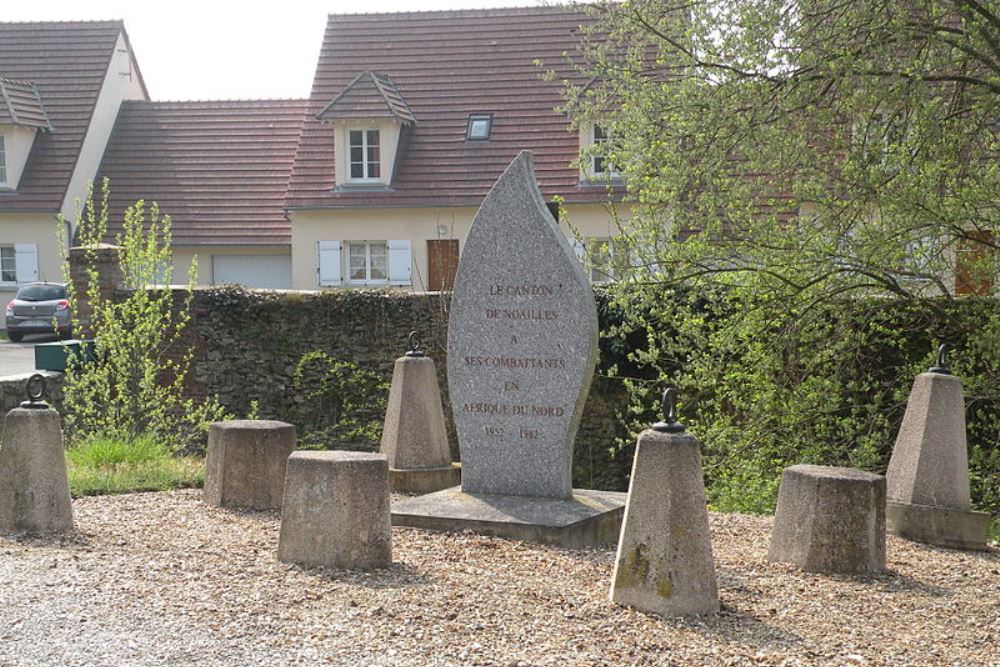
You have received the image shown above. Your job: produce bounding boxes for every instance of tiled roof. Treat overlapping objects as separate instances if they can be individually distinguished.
[97,100,308,246]
[317,71,416,125]
[0,21,133,211]
[0,78,52,130]
[286,7,618,210]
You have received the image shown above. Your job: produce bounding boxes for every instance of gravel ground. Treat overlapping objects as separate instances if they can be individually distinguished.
[0,490,997,667]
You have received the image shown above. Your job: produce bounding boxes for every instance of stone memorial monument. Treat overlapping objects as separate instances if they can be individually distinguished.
[392,152,626,547]
[610,389,719,616]
[885,345,989,550]
[380,331,461,493]
[0,375,74,534]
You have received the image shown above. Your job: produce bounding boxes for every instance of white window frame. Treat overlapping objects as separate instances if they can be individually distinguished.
[348,241,389,285]
[0,245,16,284]
[591,124,620,178]
[0,135,7,187]
[348,128,381,182]
[0,243,37,286]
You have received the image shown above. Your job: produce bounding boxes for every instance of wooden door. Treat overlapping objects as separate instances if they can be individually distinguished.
[427,239,460,291]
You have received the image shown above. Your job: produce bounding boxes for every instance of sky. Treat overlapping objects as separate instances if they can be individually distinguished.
[3,0,550,100]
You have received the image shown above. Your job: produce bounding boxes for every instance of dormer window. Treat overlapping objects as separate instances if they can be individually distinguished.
[592,124,617,176]
[316,70,416,189]
[467,114,492,141]
[349,129,381,180]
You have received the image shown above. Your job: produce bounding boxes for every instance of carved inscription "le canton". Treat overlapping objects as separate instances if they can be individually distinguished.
[447,150,598,499]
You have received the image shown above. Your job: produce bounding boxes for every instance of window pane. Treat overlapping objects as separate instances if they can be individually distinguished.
[350,146,363,162]
[1,246,14,282]
[351,163,364,178]
[370,243,387,280]
[593,156,606,174]
[594,125,608,141]
[366,130,379,147]
[349,130,363,146]
[349,244,367,280]
[468,116,491,140]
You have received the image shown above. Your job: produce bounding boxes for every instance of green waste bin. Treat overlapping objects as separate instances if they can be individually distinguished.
[34,340,96,372]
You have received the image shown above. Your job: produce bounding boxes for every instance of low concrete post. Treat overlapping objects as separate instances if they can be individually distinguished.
[380,331,460,493]
[0,375,74,534]
[204,420,297,510]
[884,346,990,550]
[278,451,392,570]
[610,389,719,616]
[769,465,886,574]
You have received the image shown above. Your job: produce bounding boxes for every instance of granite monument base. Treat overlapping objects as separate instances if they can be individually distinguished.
[390,463,462,494]
[391,487,627,549]
[887,500,990,551]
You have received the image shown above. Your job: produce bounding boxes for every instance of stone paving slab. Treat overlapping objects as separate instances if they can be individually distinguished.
[391,486,626,549]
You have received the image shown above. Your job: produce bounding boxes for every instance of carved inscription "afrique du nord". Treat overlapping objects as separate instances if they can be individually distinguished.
[447,152,599,499]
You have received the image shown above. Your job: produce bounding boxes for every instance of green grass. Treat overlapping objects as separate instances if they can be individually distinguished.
[66,434,204,497]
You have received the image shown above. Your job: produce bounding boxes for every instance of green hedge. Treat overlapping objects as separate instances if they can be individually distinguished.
[595,287,1000,517]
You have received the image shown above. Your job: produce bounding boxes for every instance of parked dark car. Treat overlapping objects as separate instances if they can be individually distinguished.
[4,282,73,342]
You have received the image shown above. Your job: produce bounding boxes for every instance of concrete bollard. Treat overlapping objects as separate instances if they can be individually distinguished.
[610,389,719,616]
[380,332,460,494]
[0,376,74,534]
[278,451,392,570]
[884,347,989,550]
[769,464,886,574]
[204,420,297,510]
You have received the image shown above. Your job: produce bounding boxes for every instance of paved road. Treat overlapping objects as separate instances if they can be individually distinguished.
[0,334,59,377]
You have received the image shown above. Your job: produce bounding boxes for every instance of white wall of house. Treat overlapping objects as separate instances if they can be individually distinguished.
[0,126,40,190]
[288,203,631,291]
[61,31,147,223]
[0,212,64,316]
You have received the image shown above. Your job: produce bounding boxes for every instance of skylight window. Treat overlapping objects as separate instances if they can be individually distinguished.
[467,114,493,141]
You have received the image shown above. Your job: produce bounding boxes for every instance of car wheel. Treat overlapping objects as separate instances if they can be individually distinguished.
[8,331,23,343]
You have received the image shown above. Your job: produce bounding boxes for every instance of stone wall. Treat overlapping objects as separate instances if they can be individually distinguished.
[152,286,633,491]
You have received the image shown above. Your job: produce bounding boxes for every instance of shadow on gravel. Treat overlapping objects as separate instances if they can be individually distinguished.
[291,561,428,589]
[872,570,954,597]
[1,531,93,551]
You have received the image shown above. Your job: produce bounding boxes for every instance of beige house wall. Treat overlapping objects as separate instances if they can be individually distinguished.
[0,212,63,314]
[289,202,631,291]
[0,126,40,190]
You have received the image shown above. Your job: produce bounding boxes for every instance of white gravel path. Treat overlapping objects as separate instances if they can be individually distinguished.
[0,490,997,667]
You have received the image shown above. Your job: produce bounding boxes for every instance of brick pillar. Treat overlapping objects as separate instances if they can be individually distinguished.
[68,244,123,339]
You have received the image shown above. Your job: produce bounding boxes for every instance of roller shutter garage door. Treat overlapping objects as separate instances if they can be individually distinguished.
[212,255,292,289]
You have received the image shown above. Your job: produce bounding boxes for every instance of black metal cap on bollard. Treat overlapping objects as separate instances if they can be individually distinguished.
[405,330,426,358]
[651,387,686,433]
[20,373,50,410]
[928,343,951,375]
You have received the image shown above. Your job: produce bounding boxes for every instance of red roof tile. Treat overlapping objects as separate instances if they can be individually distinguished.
[317,71,416,125]
[0,78,52,130]
[97,99,308,246]
[286,7,618,210]
[0,21,134,212]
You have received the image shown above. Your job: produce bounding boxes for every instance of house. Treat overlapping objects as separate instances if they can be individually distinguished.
[284,7,629,291]
[96,99,307,288]
[0,21,147,312]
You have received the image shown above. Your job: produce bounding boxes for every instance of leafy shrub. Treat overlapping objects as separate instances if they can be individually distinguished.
[60,180,229,452]
[288,350,389,450]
